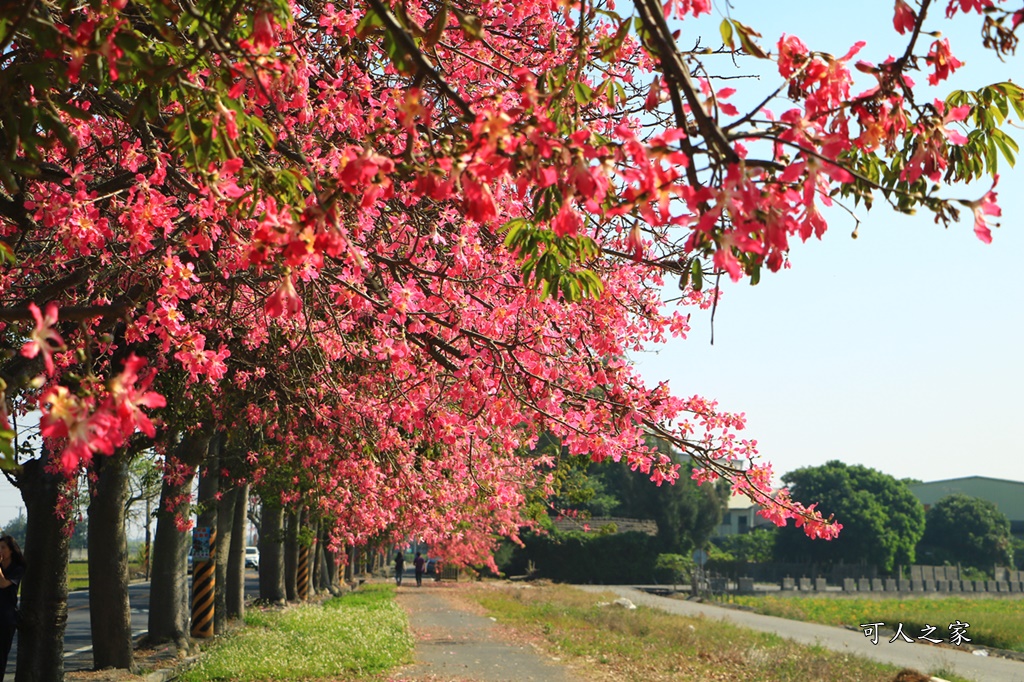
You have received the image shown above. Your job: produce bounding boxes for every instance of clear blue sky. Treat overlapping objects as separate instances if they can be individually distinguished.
[2,1,1022,529]
[633,0,1024,486]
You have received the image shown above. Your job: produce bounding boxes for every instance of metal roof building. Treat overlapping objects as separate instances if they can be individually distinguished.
[907,476,1024,536]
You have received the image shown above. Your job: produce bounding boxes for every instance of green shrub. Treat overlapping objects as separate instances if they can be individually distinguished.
[513,530,661,583]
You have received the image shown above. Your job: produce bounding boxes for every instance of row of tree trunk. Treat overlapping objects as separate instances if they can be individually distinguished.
[12,432,347,682]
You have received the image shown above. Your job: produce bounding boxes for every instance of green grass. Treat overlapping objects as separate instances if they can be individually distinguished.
[67,562,89,590]
[179,584,413,681]
[67,561,143,591]
[464,583,953,682]
[731,594,1024,653]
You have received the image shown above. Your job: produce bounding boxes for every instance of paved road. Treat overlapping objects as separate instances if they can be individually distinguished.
[577,586,1024,682]
[9,572,258,676]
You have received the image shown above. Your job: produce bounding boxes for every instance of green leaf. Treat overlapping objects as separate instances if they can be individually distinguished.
[690,259,703,291]
[0,424,14,463]
[719,19,734,50]
[424,2,448,47]
[732,20,768,59]
[600,19,631,62]
[678,261,690,290]
[356,10,384,38]
[382,30,417,76]
[502,217,531,246]
[452,8,484,41]
[572,81,594,106]
[992,129,1019,167]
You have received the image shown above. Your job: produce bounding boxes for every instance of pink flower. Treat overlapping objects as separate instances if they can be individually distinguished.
[40,387,117,473]
[252,11,277,51]
[777,35,810,80]
[265,274,302,318]
[893,0,916,34]
[462,177,497,224]
[21,302,65,376]
[552,203,583,237]
[625,223,644,261]
[945,0,992,18]
[108,354,167,439]
[965,177,1000,243]
[925,38,963,86]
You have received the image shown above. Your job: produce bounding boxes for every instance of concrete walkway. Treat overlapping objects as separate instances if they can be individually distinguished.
[393,585,577,681]
[577,586,1024,682]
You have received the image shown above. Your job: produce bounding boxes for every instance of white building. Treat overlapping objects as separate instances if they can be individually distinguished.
[715,491,774,536]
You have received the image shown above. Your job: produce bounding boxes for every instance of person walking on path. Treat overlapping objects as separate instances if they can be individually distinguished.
[0,535,25,682]
[413,552,425,587]
[394,551,405,586]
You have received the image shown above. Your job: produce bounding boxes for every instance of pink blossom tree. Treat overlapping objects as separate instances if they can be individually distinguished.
[1,0,1021,674]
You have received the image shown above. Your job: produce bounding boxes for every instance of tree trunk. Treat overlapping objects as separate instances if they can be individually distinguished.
[15,455,73,682]
[226,482,248,620]
[213,481,235,634]
[192,437,220,637]
[325,540,340,594]
[309,518,321,595]
[146,433,209,648]
[325,550,336,594]
[143,494,152,581]
[283,510,299,601]
[258,503,285,603]
[88,450,136,671]
[315,524,329,593]
[320,526,334,593]
[344,545,354,585]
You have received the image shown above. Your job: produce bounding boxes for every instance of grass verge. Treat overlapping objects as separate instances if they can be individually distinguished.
[178,584,412,681]
[464,583,968,682]
[67,561,146,591]
[730,594,1024,653]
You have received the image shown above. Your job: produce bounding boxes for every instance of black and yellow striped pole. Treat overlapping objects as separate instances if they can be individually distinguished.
[191,527,216,638]
[297,541,310,601]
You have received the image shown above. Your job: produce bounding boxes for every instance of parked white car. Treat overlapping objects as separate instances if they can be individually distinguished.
[245,546,260,570]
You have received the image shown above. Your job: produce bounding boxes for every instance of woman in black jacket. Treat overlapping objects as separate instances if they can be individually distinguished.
[0,535,25,682]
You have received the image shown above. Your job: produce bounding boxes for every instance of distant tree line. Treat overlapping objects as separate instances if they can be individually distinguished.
[707,461,1018,577]
[498,435,729,580]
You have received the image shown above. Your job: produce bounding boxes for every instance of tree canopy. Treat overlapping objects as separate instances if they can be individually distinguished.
[917,493,1013,571]
[773,461,925,572]
[1,0,1022,564]
[586,438,728,554]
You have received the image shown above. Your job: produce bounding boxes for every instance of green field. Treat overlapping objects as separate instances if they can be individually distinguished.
[731,594,1024,653]
[465,584,962,682]
[67,561,144,591]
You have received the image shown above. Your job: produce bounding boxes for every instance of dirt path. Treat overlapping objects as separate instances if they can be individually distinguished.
[392,584,578,682]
